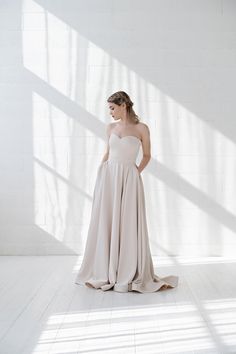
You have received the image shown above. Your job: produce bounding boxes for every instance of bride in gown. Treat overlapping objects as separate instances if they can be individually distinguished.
[75,91,178,293]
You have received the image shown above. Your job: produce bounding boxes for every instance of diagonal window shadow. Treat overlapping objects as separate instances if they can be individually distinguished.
[35,0,236,145]
[25,67,236,238]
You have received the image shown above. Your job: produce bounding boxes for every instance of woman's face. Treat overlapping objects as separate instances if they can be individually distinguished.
[108,102,125,120]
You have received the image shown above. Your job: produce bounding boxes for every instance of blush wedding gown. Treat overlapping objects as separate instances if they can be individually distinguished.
[75,133,178,293]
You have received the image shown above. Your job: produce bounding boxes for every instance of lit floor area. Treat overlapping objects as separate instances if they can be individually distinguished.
[0,255,235,354]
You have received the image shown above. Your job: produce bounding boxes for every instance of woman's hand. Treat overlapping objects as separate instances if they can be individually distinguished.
[135,164,141,174]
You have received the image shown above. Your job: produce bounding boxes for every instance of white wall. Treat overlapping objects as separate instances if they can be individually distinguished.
[0,0,236,256]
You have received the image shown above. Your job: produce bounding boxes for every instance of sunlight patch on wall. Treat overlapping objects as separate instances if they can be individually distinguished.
[32,92,93,246]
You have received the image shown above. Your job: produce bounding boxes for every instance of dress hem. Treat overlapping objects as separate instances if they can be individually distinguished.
[75,275,178,294]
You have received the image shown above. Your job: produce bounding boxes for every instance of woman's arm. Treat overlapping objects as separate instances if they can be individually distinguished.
[136,124,151,174]
[101,123,112,163]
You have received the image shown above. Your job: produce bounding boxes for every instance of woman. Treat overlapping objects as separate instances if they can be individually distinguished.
[75,91,178,293]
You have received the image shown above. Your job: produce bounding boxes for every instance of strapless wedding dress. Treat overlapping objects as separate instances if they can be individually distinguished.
[75,133,178,293]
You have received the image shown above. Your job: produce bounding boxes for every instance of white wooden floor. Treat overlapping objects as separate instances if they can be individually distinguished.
[0,256,235,354]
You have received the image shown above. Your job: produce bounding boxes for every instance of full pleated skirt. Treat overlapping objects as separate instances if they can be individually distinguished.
[75,160,178,293]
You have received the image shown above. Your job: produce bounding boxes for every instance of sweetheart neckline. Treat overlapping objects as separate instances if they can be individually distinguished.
[110,133,141,143]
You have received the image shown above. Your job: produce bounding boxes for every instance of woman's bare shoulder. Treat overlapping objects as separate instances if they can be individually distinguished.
[106,122,117,135]
[136,122,150,134]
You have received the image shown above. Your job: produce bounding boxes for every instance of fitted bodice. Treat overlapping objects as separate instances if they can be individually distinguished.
[108,133,141,164]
